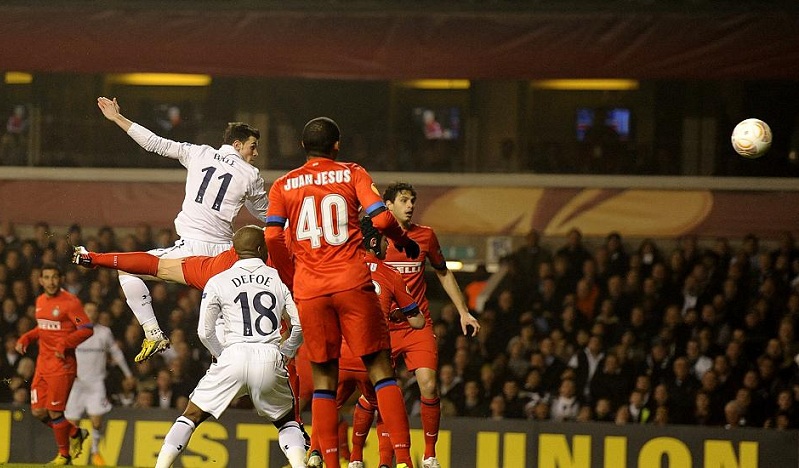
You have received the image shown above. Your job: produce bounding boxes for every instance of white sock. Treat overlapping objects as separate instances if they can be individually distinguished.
[155,416,195,468]
[278,421,308,468]
[118,275,160,338]
[91,427,102,454]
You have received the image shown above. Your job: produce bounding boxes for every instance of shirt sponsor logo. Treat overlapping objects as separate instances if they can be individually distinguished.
[283,169,351,190]
[38,319,62,330]
[385,261,423,274]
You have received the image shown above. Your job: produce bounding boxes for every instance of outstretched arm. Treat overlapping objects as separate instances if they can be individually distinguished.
[435,268,481,337]
[98,96,190,161]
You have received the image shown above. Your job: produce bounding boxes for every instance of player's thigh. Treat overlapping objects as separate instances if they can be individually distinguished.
[395,327,438,373]
[294,347,314,404]
[190,353,246,419]
[333,285,390,358]
[64,381,88,420]
[30,373,48,410]
[39,373,76,413]
[297,295,342,363]
[83,383,113,417]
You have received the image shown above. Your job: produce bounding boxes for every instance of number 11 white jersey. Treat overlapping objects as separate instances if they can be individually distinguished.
[128,123,268,243]
[197,257,301,359]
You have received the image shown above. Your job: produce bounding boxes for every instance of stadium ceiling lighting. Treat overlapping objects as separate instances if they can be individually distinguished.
[400,80,471,90]
[445,260,464,271]
[106,73,212,87]
[5,72,32,85]
[531,79,639,90]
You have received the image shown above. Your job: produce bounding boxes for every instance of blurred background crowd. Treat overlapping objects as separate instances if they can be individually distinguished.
[3,220,799,431]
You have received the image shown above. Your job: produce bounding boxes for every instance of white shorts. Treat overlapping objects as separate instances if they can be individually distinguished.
[190,343,294,420]
[149,238,232,259]
[64,379,112,419]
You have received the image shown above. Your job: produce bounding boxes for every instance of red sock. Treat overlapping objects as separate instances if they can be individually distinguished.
[376,415,395,467]
[338,418,351,460]
[374,379,412,467]
[312,391,339,467]
[49,417,74,457]
[350,396,376,461]
[420,396,441,458]
[90,252,159,276]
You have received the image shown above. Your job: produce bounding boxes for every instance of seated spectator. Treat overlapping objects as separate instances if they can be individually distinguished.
[500,379,528,419]
[590,354,630,409]
[458,380,488,417]
[439,363,465,411]
[550,378,581,422]
[593,398,614,422]
[664,357,699,424]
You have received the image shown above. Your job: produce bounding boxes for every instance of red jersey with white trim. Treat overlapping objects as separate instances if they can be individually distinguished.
[266,158,398,300]
[384,223,445,328]
[24,290,92,375]
[366,252,418,322]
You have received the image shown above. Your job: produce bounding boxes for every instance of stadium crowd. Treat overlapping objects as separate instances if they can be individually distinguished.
[2,220,799,431]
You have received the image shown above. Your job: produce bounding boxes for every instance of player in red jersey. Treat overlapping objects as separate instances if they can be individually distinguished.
[381,181,481,468]
[16,264,94,465]
[302,215,424,467]
[265,117,420,468]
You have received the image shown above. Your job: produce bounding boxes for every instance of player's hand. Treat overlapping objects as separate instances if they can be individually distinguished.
[389,308,405,323]
[14,341,26,354]
[97,97,122,121]
[396,239,420,259]
[54,350,65,360]
[461,312,481,337]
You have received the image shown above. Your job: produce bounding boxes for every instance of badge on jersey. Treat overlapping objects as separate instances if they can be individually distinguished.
[52,306,60,317]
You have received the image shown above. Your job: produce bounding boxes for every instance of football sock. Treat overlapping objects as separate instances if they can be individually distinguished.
[118,274,160,336]
[155,416,195,468]
[312,390,339,467]
[49,416,73,457]
[376,414,395,467]
[374,378,412,467]
[90,252,159,276]
[350,396,376,461]
[277,421,308,468]
[420,396,440,458]
[338,418,351,460]
[91,427,102,454]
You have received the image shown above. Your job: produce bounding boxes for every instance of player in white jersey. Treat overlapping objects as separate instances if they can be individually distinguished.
[97,97,269,363]
[65,301,133,466]
[154,226,307,468]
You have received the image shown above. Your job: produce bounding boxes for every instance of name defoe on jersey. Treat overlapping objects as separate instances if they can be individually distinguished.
[231,274,273,288]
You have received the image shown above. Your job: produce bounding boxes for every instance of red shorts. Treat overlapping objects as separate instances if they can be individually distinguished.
[180,250,238,290]
[30,372,76,412]
[297,283,389,363]
[390,326,439,372]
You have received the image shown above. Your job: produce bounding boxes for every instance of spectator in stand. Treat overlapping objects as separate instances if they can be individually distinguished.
[605,232,629,280]
[458,380,488,417]
[664,357,699,424]
[550,378,581,422]
[590,353,630,409]
[569,334,605,400]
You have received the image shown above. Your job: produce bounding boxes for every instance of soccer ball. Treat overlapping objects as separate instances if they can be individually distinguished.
[731,118,772,158]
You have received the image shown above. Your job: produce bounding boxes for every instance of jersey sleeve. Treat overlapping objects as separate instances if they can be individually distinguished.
[351,165,409,244]
[60,297,94,352]
[244,172,269,223]
[126,122,196,167]
[265,181,294,289]
[427,229,447,270]
[198,281,224,358]
[278,282,303,359]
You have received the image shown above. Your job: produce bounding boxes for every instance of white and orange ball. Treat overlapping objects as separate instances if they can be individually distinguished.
[731,118,772,159]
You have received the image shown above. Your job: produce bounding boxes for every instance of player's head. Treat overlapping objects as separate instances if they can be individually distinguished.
[383,182,417,225]
[39,263,62,297]
[223,122,260,163]
[301,117,340,159]
[233,225,267,261]
[360,215,387,259]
